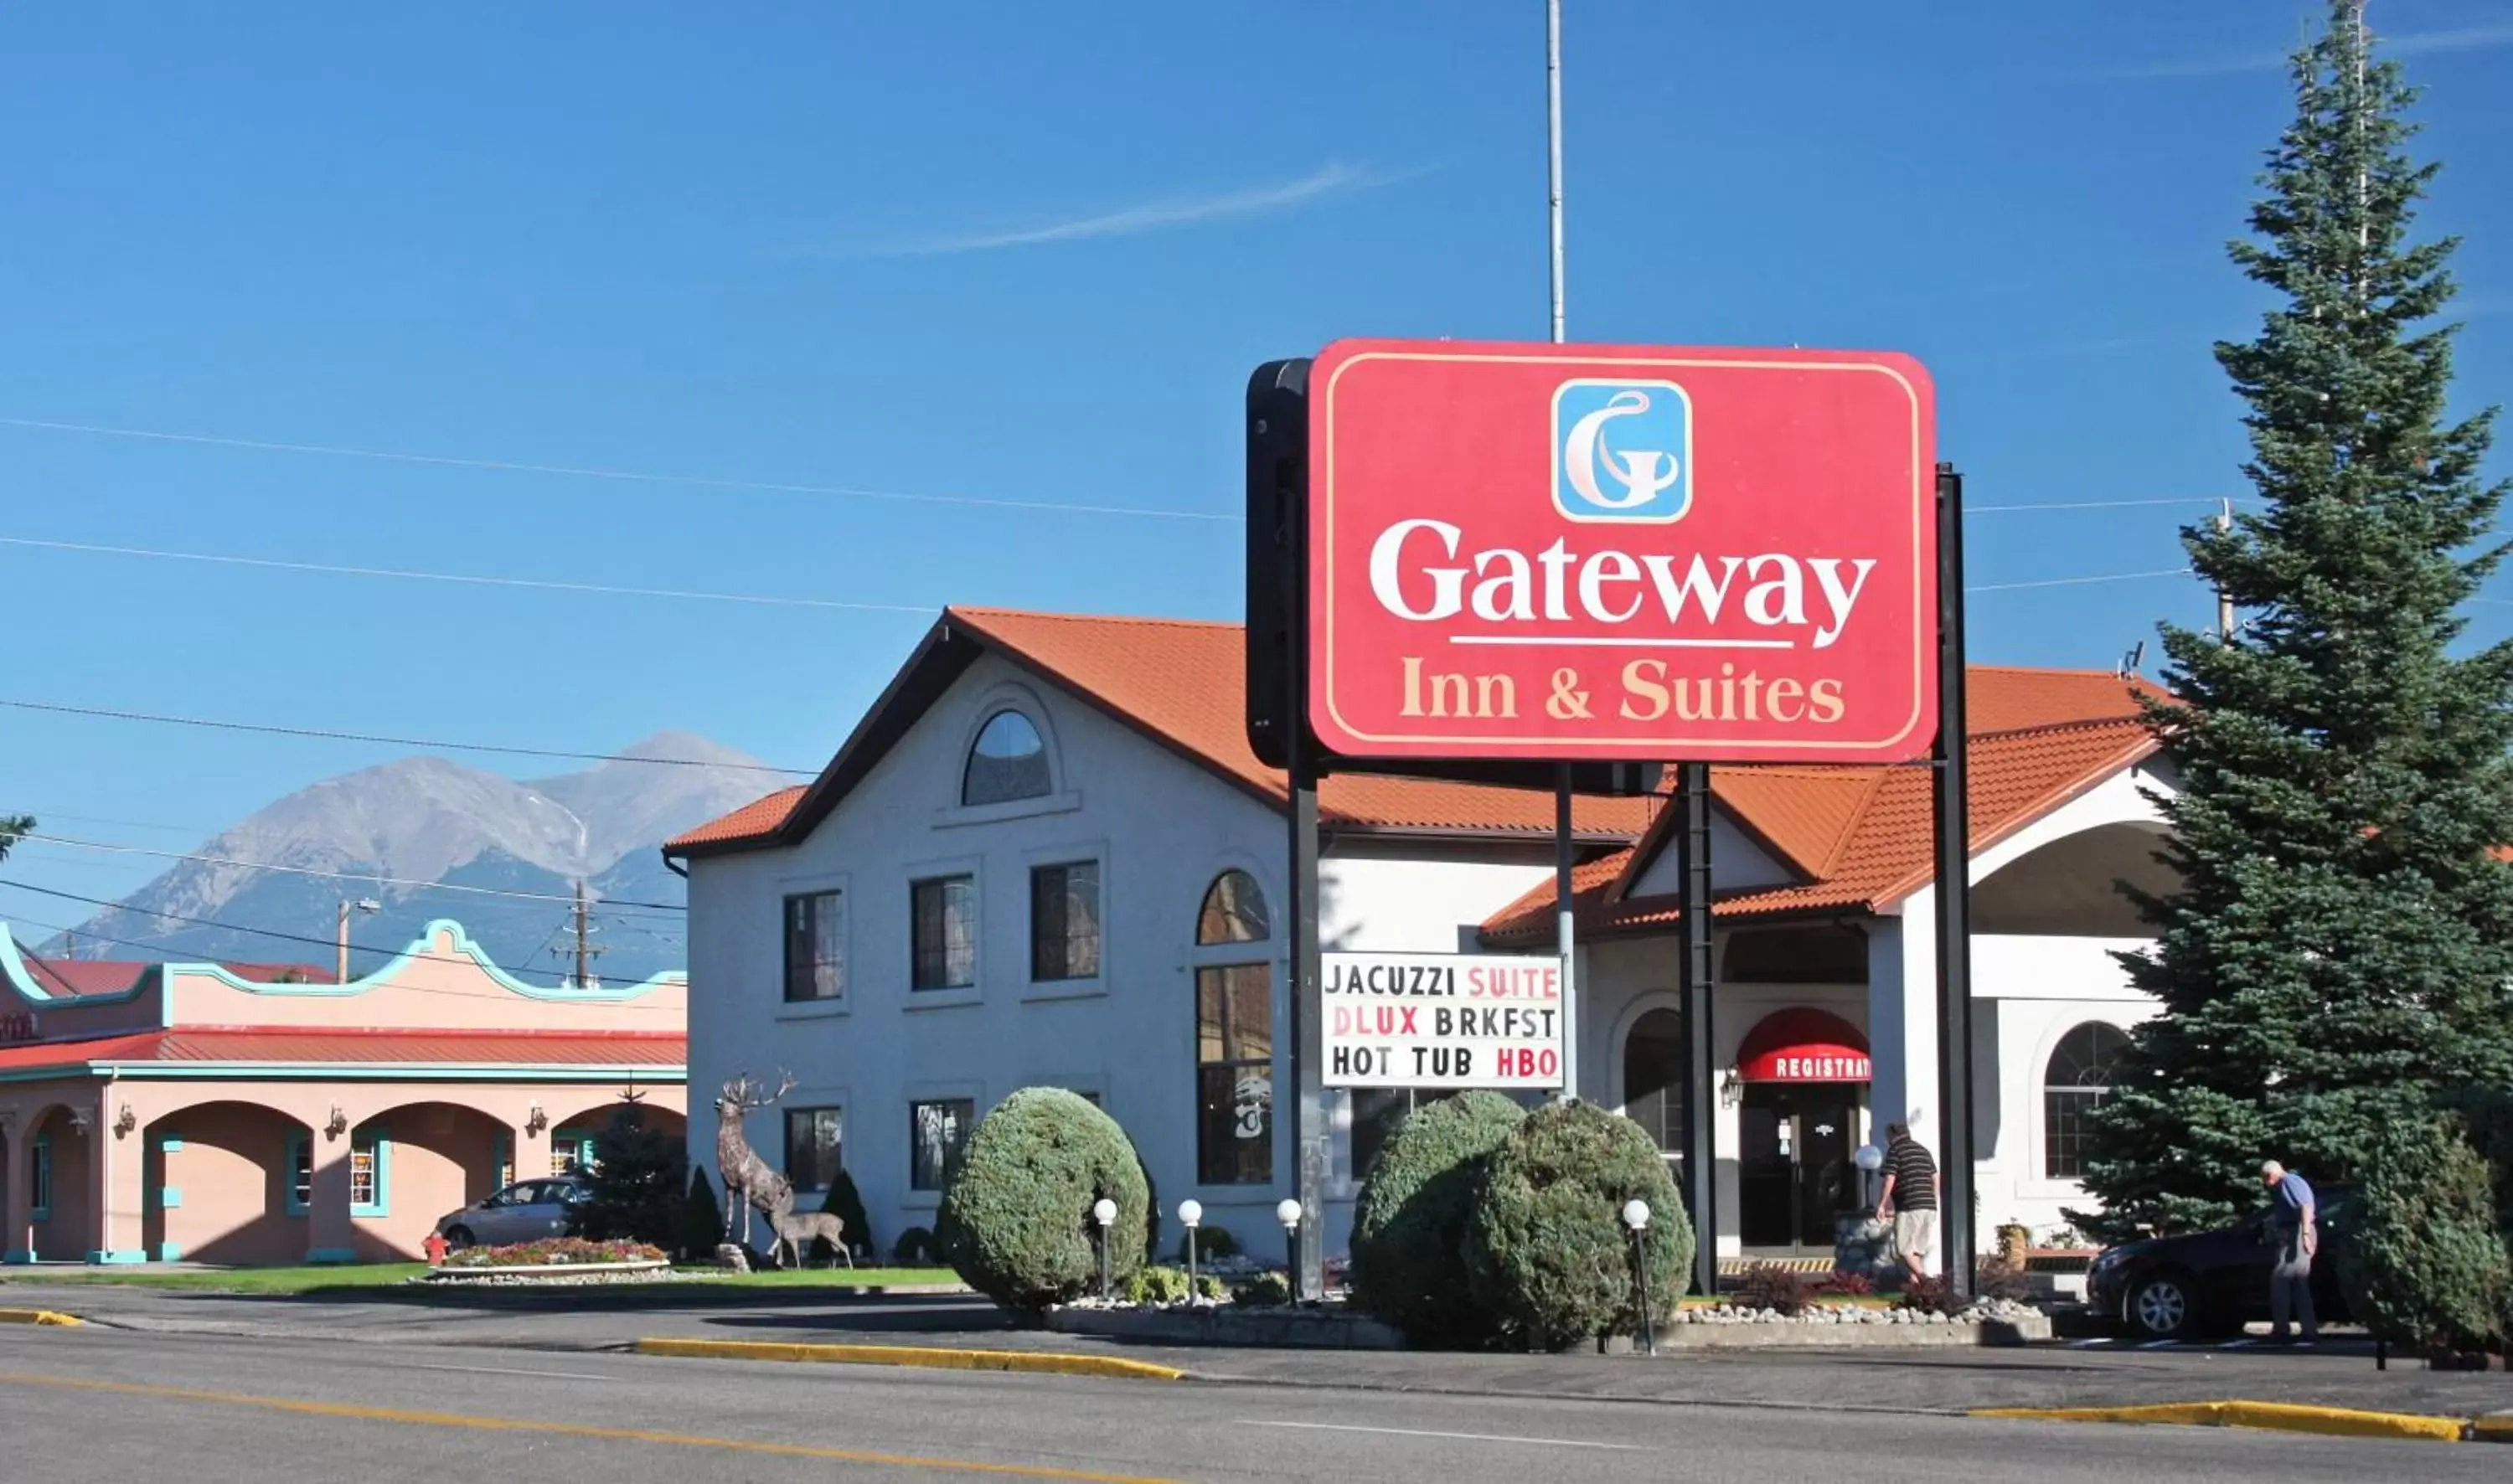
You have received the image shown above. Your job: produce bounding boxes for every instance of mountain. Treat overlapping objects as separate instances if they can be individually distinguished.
[39,734,781,985]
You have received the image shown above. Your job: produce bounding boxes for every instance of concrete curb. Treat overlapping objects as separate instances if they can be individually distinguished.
[0,1309,83,1327]
[2474,1411,2513,1443]
[633,1337,1184,1382]
[1974,1399,2470,1443]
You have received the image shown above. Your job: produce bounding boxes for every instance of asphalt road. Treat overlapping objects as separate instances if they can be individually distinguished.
[3,1326,2505,1483]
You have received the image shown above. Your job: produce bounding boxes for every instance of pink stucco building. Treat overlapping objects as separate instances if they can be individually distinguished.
[0,920,686,1265]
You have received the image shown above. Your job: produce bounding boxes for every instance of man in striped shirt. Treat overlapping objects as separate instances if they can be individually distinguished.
[1876,1120,1940,1279]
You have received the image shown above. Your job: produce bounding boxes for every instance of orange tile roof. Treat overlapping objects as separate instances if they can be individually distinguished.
[664,608,2162,875]
[1484,715,2159,940]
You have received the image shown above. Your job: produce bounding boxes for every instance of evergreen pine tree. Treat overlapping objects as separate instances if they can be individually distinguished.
[2079,2,2513,1239]
[570,1104,688,1247]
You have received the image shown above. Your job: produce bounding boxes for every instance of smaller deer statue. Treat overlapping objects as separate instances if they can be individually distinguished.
[764,1184,854,1270]
[713,1070,797,1251]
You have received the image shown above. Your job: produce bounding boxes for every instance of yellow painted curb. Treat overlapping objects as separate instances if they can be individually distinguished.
[1974,1399,2467,1443]
[2474,1413,2513,1443]
[635,1338,1184,1383]
[0,1309,82,1327]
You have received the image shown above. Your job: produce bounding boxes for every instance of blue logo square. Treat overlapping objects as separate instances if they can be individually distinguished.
[1551,379,1692,523]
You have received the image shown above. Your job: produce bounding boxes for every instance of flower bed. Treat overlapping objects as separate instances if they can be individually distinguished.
[441,1237,665,1270]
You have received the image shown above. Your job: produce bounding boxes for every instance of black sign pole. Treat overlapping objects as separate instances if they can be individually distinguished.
[1931,462,1976,1300]
[1677,760,1718,1299]
[1287,732,1327,1302]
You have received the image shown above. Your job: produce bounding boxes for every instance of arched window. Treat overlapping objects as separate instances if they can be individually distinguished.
[1622,1008,1687,1183]
[2043,1022,2130,1181]
[962,710,1050,806]
[1196,869,1270,945]
[1192,870,1272,1184]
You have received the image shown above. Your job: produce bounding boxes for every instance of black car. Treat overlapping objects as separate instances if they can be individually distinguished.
[2084,1186,2358,1339]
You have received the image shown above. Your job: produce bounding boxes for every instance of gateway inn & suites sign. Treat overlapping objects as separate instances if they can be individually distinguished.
[1307,339,1937,765]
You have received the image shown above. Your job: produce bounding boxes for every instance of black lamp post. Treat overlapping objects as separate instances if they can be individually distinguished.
[1623,1198,1655,1356]
[1092,1198,1117,1301]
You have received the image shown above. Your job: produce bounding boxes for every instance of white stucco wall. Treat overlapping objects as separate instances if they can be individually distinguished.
[684,656,1582,1260]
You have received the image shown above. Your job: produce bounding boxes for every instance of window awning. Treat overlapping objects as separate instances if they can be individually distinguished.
[1735,1007,1870,1082]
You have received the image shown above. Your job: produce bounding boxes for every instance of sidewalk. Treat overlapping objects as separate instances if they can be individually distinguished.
[8,1279,2507,1421]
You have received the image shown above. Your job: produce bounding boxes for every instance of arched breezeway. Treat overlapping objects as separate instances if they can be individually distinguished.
[141,1101,312,1265]
[346,1100,512,1261]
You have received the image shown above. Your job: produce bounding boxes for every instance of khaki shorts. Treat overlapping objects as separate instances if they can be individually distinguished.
[1892,1208,1938,1270]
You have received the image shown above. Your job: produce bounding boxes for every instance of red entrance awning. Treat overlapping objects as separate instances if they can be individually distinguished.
[1735,1008,1871,1083]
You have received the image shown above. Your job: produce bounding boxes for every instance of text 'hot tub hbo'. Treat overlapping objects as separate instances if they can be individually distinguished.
[1321,951,1564,1089]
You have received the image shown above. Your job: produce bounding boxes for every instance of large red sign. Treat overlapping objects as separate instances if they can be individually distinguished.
[1308,340,1936,762]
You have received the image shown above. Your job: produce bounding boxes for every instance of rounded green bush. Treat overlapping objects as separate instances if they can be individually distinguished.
[1348,1091,1528,1347]
[936,1087,1149,1314]
[1466,1100,1693,1350]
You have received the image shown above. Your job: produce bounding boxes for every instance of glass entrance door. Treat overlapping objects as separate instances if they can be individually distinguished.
[1737,1084,1863,1251]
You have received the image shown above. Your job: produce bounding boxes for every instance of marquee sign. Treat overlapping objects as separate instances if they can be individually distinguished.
[1308,339,1937,764]
[1322,951,1562,1090]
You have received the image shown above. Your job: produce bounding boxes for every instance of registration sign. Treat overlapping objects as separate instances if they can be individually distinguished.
[1308,339,1936,763]
[1322,950,1564,1090]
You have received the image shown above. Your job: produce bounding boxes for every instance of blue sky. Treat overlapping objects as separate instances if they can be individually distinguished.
[3,1,2510,916]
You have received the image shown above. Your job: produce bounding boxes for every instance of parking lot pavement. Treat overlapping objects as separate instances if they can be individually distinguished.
[5,1280,2505,1422]
[6,1325,2510,1484]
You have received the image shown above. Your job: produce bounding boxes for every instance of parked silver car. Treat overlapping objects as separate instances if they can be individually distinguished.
[434,1177,592,1249]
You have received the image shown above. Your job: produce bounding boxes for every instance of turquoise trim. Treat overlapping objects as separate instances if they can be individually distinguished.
[0,916,684,1013]
[85,1249,147,1265]
[159,1135,184,1153]
[307,1247,357,1265]
[354,1131,391,1219]
[159,1187,183,1209]
[28,1134,49,1222]
[286,1130,310,1216]
[3,1063,687,1085]
[192,919,686,1002]
[156,1242,182,1262]
[0,925,154,1006]
[3,1250,33,1264]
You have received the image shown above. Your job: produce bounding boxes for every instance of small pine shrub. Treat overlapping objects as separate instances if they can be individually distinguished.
[2340,1111,2510,1355]
[1465,1100,1693,1350]
[1233,1271,1293,1306]
[893,1226,938,1266]
[1126,1265,1194,1306]
[935,1087,1149,1316]
[1896,1274,1958,1315]
[1348,1090,1528,1348]
[1732,1263,1813,1316]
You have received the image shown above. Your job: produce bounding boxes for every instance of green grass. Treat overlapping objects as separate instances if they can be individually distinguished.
[5,1263,964,1296]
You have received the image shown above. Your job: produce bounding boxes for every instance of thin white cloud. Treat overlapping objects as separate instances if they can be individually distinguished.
[843,160,1408,258]
[2109,18,2513,80]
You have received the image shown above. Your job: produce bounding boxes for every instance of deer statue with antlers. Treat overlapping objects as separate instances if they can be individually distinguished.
[713,1070,797,1250]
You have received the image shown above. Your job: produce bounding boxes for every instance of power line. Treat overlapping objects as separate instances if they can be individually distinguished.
[0,878,675,993]
[1966,497,2257,513]
[1967,568,2195,594]
[0,698,816,776]
[15,832,688,912]
[0,536,939,617]
[0,415,1240,523]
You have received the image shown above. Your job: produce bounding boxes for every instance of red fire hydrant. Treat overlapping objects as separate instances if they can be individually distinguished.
[423,1232,449,1268]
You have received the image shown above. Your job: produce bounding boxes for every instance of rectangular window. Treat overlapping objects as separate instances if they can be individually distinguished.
[1029,861,1101,982]
[1195,963,1274,1185]
[291,1130,384,1213]
[911,875,977,990]
[29,1137,51,1219]
[909,1099,976,1192]
[2044,1090,2104,1181]
[784,1107,844,1193]
[784,890,846,1002]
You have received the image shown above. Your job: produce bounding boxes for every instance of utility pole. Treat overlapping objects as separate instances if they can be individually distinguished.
[570,879,605,990]
[1544,0,1581,1105]
[335,897,378,985]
